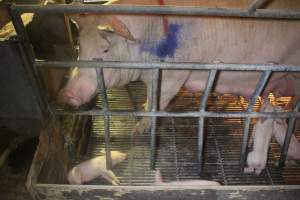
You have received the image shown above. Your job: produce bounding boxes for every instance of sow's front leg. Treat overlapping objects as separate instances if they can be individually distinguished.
[133,70,190,134]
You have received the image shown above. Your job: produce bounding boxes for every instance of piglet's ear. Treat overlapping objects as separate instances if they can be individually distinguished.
[98,17,136,41]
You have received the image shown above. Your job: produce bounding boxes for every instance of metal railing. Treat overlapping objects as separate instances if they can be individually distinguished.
[7,1,300,174]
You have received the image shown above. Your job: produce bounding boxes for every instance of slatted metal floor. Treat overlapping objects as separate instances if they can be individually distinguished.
[78,81,300,186]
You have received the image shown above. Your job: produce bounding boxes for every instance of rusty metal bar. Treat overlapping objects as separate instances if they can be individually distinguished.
[278,100,300,169]
[150,69,160,169]
[35,60,300,72]
[95,67,111,170]
[248,0,270,12]
[240,70,272,168]
[12,4,300,20]
[198,69,217,174]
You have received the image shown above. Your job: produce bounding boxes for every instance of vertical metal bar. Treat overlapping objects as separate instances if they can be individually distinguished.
[63,14,77,60]
[198,117,205,174]
[7,4,50,118]
[199,70,218,111]
[248,0,271,12]
[278,100,300,169]
[198,69,217,174]
[95,67,111,170]
[240,70,271,168]
[150,69,160,169]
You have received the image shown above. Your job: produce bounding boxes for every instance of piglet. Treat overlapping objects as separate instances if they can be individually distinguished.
[154,170,221,186]
[244,101,274,175]
[67,151,126,185]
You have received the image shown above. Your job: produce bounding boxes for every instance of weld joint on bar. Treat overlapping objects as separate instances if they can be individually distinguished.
[248,0,270,13]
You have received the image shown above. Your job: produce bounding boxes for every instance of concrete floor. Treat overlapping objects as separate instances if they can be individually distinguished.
[0,163,32,200]
[0,136,37,200]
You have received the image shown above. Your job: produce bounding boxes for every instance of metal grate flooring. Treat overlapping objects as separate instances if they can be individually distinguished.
[78,81,300,186]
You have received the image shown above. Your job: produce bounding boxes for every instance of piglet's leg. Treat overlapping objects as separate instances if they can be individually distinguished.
[244,101,274,175]
[272,116,300,161]
[101,170,120,185]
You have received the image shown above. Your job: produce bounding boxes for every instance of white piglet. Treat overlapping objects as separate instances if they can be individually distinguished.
[272,106,300,160]
[244,101,274,175]
[67,151,126,185]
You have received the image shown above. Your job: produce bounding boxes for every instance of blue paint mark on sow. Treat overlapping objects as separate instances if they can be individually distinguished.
[141,23,181,59]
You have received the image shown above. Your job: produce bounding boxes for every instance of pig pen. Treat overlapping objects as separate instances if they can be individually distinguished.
[7,2,300,200]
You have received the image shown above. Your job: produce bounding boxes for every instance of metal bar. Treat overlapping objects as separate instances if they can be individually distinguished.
[12,4,300,20]
[198,69,217,174]
[240,70,272,168]
[95,68,111,170]
[200,70,218,111]
[247,71,272,112]
[150,69,160,169]
[35,60,300,72]
[198,117,205,175]
[248,0,270,12]
[55,110,300,118]
[278,100,300,169]
[7,4,50,120]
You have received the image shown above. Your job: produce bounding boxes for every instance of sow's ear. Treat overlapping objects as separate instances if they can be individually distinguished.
[68,13,89,29]
[97,17,136,41]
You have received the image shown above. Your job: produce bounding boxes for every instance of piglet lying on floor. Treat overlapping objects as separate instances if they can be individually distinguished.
[154,170,221,186]
[67,151,126,185]
[245,101,300,175]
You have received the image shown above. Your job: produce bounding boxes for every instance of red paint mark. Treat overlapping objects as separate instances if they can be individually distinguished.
[158,0,168,34]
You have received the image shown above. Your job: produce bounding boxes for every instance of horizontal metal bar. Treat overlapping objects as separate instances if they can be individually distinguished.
[55,110,300,118]
[12,4,300,20]
[35,183,300,192]
[35,60,300,72]
[248,0,269,12]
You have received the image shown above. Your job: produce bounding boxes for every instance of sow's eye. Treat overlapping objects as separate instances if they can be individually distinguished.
[103,49,109,53]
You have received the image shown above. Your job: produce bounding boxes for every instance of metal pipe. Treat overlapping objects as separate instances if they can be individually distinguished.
[199,70,218,111]
[12,4,300,20]
[198,69,217,174]
[95,68,111,170]
[248,0,270,12]
[278,100,300,169]
[247,71,272,112]
[150,69,160,169]
[35,60,300,72]
[240,70,271,167]
[55,110,300,118]
[7,5,50,120]
[198,117,205,175]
